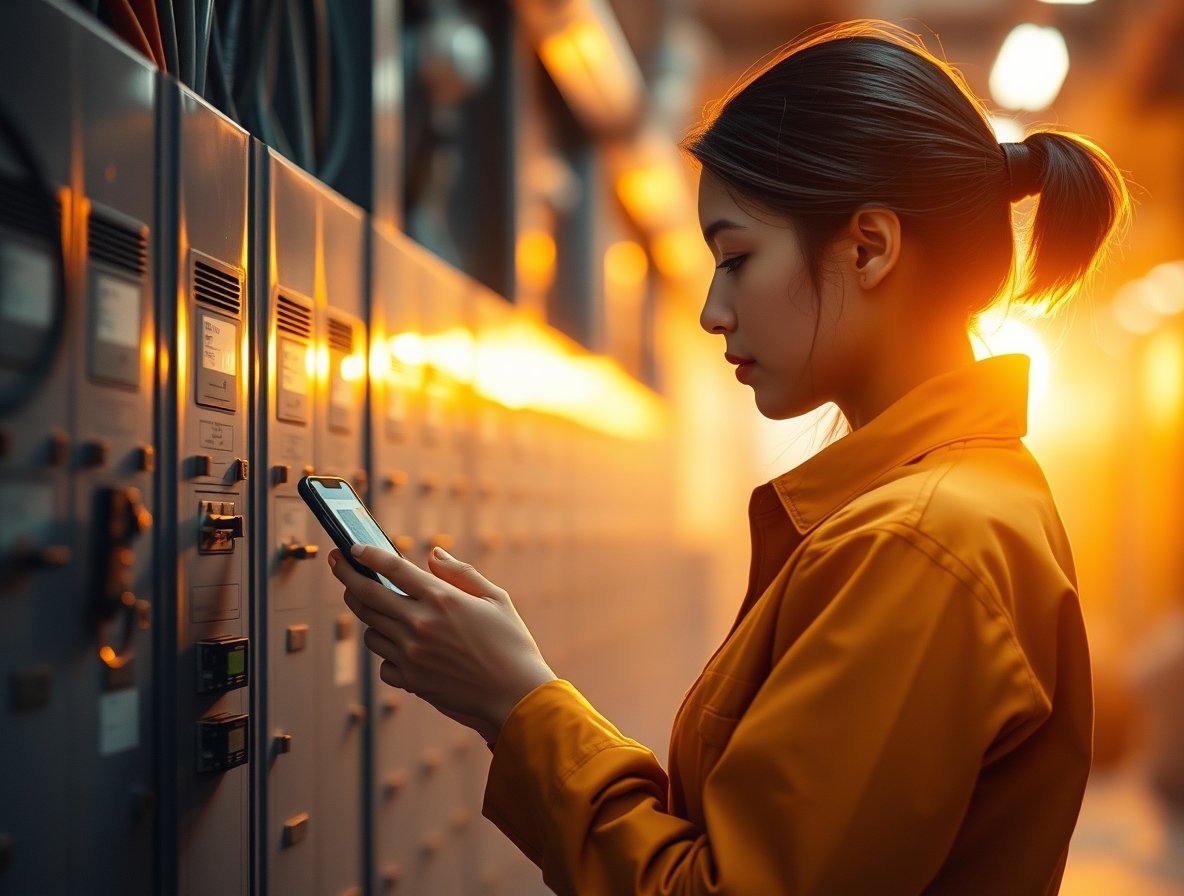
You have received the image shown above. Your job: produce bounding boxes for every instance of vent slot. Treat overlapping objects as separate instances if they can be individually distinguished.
[89,213,147,276]
[276,294,312,338]
[0,174,60,240]
[327,317,353,353]
[193,259,242,316]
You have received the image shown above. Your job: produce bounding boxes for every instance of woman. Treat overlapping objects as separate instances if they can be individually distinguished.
[329,21,1129,895]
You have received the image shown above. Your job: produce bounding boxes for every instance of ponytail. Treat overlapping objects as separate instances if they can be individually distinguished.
[1008,131,1131,313]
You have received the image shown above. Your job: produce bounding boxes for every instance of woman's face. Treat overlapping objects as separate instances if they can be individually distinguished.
[697,173,869,420]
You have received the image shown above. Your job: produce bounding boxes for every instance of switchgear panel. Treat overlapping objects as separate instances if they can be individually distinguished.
[254,145,368,896]
[1,4,158,895]
[156,79,252,896]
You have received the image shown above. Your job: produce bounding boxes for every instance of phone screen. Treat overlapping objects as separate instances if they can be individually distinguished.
[304,477,407,594]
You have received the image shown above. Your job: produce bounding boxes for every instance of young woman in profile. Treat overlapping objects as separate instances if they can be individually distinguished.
[329,21,1129,895]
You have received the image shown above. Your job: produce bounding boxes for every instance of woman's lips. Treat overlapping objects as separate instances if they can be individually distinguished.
[724,353,755,384]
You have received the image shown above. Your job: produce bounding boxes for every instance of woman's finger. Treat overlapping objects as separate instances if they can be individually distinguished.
[426,547,507,601]
[343,590,419,645]
[345,544,456,605]
[362,625,402,663]
[378,659,410,691]
[329,548,421,619]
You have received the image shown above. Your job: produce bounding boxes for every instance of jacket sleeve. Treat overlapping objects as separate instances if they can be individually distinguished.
[481,524,1046,896]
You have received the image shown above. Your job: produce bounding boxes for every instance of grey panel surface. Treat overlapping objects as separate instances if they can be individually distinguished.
[157,79,252,896]
[0,3,156,894]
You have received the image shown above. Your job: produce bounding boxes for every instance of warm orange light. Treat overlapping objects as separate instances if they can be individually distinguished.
[316,344,330,381]
[471,316,662,439]
[604,240,648,292]
[388,332,427,367]
[516,229,558,291]
[426,326,475,383]
[971,312,1051,415]
[651,225,709,281]
[1141,328,1184,429]
[536,18,639,131]
[616,165,683,232]
[339,354,366,383]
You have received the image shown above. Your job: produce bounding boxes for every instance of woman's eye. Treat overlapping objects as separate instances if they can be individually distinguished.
[716,255,747,274]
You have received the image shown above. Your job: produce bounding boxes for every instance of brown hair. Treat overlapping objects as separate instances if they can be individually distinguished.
[683,21,1130,317]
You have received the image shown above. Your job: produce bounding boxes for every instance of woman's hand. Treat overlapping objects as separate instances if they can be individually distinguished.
[329,543,557,744]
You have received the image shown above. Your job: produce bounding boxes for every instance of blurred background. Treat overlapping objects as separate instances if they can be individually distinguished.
[1,0,1182,893]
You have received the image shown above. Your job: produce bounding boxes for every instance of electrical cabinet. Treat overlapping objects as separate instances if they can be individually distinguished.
[0,3,156,894]
[156,79,252,896]
[254,146,367,896]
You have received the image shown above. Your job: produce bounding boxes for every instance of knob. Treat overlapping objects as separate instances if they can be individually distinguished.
[383,470,409,491]
[233,458,249,481]
[136,444,155,473]
[192,454,213,478]
[281,542,318,560]
[272,464,291,486]
[384,769,409,798]
[275,733,293,754]
[46,430,70,466]
[348,704,367,725]
[79,438,109,468]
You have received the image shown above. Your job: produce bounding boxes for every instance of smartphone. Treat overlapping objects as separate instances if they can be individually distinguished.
[298,474,408,594]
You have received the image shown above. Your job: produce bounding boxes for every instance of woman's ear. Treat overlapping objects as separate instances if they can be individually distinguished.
[848,207,901,289]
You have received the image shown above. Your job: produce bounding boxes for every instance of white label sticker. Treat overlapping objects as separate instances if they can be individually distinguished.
[331,370,353,414]
[335,636,358,686]
[95,273,142,349]
[202,315,237,375]
[0,241,54,327]
[99,688,139,756]
[280,338,309,396]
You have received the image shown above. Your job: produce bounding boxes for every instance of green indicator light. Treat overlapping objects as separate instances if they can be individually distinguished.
[227,649,245,676]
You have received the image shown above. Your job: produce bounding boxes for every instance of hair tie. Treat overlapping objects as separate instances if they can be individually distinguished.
[1000,141,1041,203]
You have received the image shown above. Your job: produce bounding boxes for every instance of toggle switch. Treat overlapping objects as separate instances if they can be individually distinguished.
[191,454,213,478]
[199,501,243,553]
[281,541,318,560]
[78,438,109,468]
[272,464,291,486]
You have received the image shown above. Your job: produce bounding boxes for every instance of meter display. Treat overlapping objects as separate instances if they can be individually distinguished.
[196,636,249,693]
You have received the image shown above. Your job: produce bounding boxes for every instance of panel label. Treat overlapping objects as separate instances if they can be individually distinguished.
[277,337,310,424]
[202,314,237,375]
[0,241,53,327]
[95,273,141,349]
[99,688,139,756]
[199,419,234,451]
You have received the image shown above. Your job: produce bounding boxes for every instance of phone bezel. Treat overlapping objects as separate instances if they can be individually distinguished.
[297,474,403,585]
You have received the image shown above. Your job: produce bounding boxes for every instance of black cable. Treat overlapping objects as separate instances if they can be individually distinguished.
[282,0,314,170]
[177,0,196,87]
[254,0,295,161]
[317,0,353,186]
[207,12,240,123]
[155,0,178,77]
[0,100,69,416]
[194,0,213,97]
[310,0,329,161]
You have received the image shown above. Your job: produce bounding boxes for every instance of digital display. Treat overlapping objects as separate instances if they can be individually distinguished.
[226,649,245,676]
[310,479,406,593]
[227,726,245,754]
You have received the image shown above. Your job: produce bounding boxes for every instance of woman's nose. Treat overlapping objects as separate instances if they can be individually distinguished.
[699,287,735,334]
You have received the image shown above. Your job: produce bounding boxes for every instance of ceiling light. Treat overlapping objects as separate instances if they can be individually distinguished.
[990,24,1070,111]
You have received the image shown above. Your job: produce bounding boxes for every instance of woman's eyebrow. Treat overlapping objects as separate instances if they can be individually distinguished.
[702,219,746,244]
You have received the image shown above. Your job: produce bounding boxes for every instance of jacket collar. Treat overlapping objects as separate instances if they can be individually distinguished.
[770,354,1030,534]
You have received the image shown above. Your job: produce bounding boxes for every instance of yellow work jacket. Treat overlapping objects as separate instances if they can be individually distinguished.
[483,354,1092,895]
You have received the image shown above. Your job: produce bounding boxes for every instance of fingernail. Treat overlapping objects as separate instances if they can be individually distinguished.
[433,546,453,561]
[350,543,365,557]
